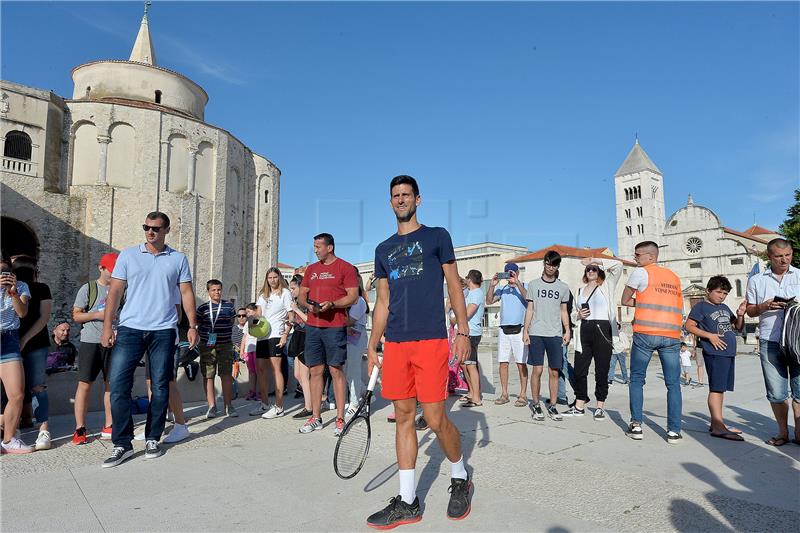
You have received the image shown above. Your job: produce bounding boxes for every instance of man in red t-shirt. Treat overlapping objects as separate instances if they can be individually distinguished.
[297,233,359,435]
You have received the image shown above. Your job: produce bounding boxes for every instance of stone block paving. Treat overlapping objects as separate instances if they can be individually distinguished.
[2,352,798,532]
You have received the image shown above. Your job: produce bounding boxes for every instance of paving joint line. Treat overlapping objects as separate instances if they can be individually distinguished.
[69,468,107,533]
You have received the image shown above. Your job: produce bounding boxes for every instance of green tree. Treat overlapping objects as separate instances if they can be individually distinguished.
[778,188,800,267]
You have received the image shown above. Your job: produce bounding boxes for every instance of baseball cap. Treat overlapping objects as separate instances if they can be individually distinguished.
[504,263,519,273]
[99,253,119,272]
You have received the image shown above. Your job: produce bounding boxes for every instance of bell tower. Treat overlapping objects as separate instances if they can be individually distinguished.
[614,139,666,259]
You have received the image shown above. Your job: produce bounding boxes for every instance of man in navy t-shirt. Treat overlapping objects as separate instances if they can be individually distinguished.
[366,175,473,529]
[685,275,746,441]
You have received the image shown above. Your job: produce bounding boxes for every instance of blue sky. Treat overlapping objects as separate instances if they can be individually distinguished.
[3,1,798,266]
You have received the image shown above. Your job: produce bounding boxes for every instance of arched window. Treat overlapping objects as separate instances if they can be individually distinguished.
[155,90,162,104]
[735,279,742,297]
[4,131,32,160]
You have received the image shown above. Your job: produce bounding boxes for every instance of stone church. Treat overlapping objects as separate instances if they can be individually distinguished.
[613,140,781,332]
[0,9,280,323]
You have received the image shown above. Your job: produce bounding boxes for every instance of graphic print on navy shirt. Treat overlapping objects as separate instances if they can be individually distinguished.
[375,225,456,343]
[688,301,737,357]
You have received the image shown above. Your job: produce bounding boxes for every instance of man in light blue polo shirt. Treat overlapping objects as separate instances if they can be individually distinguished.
[745,238,800,447]
[100,211,199,468]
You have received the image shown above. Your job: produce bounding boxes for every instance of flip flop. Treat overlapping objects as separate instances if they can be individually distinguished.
[494,396,509,405]
[514,397,528,407]
[708,425,742,435]
[461,400,482,408]
[458,395,470,403]
[710,431,744,442]
[766,436,789,447]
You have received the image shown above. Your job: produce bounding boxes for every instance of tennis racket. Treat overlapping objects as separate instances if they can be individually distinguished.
[333,363,381,479]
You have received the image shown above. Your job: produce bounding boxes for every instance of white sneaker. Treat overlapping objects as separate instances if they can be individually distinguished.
[1,436,33,454]
[345,404,358,420]
[226,405,239,418]
[34,430,51,451]
[261,405,285,419]
[163,423,190,444]
[249,403,270,416]
[134,430,146,441]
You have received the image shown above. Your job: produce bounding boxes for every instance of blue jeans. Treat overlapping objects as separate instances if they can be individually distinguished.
[629,333,682,433]
[557,346,574,402]
[23,346,49,423]
[109,327,176,449]
[759,340,800,403]
[609,352,629,382]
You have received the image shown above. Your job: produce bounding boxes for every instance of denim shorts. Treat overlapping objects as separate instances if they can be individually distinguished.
[527,335,563,369]
[759,340,800,403]
[0,330,22,363]
[304,325,347,368]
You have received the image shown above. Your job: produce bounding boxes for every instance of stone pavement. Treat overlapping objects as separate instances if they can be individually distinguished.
[2,352,798,532]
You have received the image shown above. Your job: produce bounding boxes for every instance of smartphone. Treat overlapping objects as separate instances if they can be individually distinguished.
[497,272,511,280]
[307,298,322,309]
[581,303,590,311]
[773,296,795,304]
[0,271,11,277]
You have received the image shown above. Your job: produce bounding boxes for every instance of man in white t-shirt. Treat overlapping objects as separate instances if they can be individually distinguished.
[745,238,800,447]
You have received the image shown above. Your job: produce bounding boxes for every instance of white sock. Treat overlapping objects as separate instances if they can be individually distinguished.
[450,456,468,480]
[399,469,416,504]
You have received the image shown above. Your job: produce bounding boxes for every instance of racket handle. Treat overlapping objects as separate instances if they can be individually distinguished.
[367,357,382,392]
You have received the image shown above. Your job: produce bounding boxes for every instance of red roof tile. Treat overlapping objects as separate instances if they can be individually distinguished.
[742,224,776,236]
[723,227,768,244]
[509,244,637,266]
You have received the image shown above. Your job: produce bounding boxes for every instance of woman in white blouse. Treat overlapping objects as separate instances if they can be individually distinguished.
[563,258,622,420]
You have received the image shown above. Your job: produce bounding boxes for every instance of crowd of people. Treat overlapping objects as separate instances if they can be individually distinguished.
[0,176,798,528]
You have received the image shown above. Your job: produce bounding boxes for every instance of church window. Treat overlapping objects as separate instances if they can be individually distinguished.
[155,90,162,104]
[652,185,659,199]
[85,86,91,98]
[638,224,644,234]
[625,208,631,219]
[689,262,701,269]
[735,279,742,297]
[730,258,744,265]
[690,279,702,284]
[264,190,269,204]
[4,131,32,161]
[636,207,643,217]
[685,237,703,254]
[625,188,630,201]
[670,220,678,227]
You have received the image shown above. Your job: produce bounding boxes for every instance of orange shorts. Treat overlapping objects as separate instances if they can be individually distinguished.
[381,339,449,403]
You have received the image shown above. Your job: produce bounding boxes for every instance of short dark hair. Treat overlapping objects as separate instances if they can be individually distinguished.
[389,175,420,197]
[466,269,483,286]
[635,241,659,253]
[543,250,562,267]
[707,275,732,292]
[767,238,791,255]
[680,342,687,347]
[206,279,222,290]
[245,302,258,311]
[314,233,335,252]
[290,274,303,285]
[146,211,171,228]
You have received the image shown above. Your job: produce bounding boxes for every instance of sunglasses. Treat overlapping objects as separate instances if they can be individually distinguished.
[585,266,600,273]
[237,314,247,318]
[142,224,165,233]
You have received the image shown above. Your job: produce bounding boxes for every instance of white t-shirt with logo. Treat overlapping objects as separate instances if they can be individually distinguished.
[257,289,293,339]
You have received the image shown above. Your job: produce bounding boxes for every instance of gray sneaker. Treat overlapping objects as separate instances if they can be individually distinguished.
[144,440,163,459]
[226,405,239,418]
[249,403,269,416]
[299,417,323,434]
[626,422,643,440]
[593,408,607,421]
[532,402,545,421]
[206,406,217,419]
[547,405,562,421]
[102,447,133,468]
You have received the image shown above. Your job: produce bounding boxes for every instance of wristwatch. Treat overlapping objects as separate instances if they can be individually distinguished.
[189,324,199,331]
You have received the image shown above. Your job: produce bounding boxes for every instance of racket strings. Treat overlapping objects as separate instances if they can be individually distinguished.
[335,418,370,477]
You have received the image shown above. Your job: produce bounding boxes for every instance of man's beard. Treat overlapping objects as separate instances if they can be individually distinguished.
[394,204,416,223]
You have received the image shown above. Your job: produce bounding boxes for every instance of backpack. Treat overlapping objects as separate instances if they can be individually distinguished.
[780,299,800,365]
[85,280,126,312]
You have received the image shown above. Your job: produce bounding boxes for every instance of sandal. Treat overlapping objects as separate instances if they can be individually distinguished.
[494,395,509,405]
[766,436,789,447]
[710,431,744,442]
[514,397,528,407]
[708,425,742,435]
[458,395,470,403]
[461,400,483,408]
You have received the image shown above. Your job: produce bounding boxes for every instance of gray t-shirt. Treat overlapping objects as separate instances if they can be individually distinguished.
[73,282,109,343]
[526,278,570,337]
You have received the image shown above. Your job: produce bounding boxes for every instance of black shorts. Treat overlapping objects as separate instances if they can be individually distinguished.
[77,342,112,383]
[304,325,347,368]
[464,335,481,365]
[256,337,282,359]
[703,353,735,393]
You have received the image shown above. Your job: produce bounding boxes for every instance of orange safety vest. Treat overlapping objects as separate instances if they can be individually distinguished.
[633,264,683,339]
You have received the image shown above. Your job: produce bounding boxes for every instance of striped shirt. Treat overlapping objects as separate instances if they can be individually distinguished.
[1,281,31,331]
[197,300,235,344]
